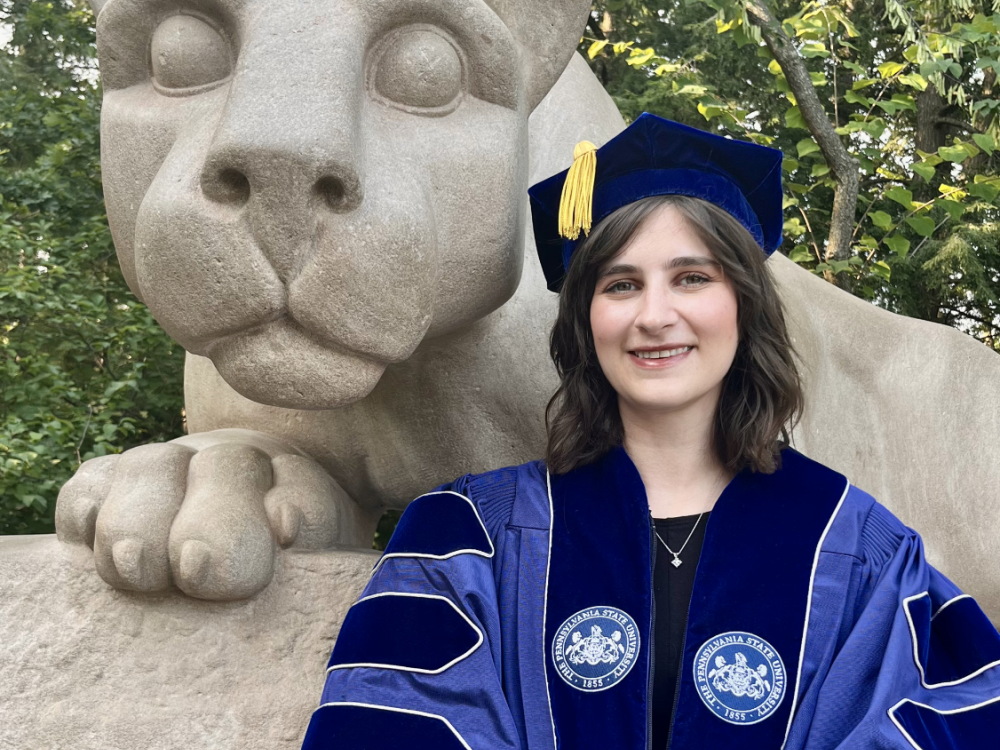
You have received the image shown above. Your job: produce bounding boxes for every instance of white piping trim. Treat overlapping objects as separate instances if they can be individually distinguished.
[888,695,1000,750]
[780,477,850,749]
[903,592,1000,688]
[371,490,495,575]
[543,469,557,750]
[313,701,473,750]
[326,592,483,675]
[931,593,972,621]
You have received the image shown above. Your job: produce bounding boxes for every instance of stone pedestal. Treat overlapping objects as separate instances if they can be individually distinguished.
[0,535,376,750]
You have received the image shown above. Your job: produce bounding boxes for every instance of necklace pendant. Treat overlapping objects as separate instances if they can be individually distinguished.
[671,557,683,568]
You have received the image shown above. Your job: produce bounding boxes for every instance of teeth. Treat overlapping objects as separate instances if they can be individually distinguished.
[634,346,692,360]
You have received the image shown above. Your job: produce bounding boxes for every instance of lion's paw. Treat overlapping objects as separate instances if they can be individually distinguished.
[55,429,373,600]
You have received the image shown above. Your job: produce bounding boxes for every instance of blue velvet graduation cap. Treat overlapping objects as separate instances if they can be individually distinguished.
[528,112,784,292]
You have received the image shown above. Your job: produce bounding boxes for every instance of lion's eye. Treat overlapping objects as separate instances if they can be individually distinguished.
[372,27,463,113]
[151,15,232,94]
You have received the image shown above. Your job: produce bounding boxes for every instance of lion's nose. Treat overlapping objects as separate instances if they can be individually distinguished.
[200,155,364,215]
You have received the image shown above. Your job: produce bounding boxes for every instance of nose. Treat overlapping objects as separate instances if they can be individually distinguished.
[200,145,363,213]
[634,284,680,334]
[197,9,366,277]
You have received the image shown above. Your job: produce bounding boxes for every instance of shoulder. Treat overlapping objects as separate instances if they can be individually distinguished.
[385,460,548,563]
[452,459,550,539]
[780,448,911,569]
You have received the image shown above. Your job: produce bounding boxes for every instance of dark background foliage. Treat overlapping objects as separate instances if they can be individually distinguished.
[0,0,185,534]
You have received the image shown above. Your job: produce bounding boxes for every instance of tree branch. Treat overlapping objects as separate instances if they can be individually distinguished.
[934,116,974,132]
[744,0,860,274]
[586,14,607,41]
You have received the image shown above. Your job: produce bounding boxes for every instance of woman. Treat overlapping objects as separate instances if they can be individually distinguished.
[302,114,1000,750]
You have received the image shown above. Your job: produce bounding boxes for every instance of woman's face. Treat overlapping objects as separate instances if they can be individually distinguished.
[589,204,739,420]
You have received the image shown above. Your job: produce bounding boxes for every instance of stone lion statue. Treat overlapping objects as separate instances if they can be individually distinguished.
[57,0,1000,621]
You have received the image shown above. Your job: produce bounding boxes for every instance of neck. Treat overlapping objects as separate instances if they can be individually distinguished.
[619,392,733,518]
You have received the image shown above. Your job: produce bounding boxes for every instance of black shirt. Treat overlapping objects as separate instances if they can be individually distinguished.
[650,512,710,750]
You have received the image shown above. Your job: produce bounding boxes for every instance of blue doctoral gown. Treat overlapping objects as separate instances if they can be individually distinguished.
[302,448,1000,749]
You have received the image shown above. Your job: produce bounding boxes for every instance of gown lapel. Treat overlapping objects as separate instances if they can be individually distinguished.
[544,447,848,750]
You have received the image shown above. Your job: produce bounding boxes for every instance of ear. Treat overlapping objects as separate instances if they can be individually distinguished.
[485,0,592,111]
[87,0,109,16]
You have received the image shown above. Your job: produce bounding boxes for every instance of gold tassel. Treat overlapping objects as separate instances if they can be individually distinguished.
[558,141,598,240]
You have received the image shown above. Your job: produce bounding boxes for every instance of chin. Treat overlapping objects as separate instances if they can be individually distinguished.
[205,320,388,410]
[620,382,718,415]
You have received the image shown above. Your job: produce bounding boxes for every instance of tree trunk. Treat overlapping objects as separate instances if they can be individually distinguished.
[743,0,859,288]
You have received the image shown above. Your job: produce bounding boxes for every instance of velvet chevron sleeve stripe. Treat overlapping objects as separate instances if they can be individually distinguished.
[303,469,525,750]
[372,491,494,573]
[326,593,484,674]
[302,703,473,750]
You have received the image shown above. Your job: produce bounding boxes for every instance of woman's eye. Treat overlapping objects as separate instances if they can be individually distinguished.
[678,273,711,287]
[604,280,637,294]
[151,15,232,94]
[371,27,464,113]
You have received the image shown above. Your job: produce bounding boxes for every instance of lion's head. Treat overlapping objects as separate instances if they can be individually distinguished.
[90,0,589,408]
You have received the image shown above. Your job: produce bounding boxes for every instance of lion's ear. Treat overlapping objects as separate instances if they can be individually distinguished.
[87,0,109,16]
[486,0,592,110]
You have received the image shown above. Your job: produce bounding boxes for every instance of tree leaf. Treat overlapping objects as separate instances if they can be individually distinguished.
[973,133,996,154]
[905,216,936,237]
[871,261,892,281]
[844,89,872,106]
[852,78,879,90]
[938,145,970,162]
[627,47,656,67]
[871,210,893,229]
[968,182,1000,201]
[884,234,911,257]
[800,42,830,58]
[885,187,914,207]
[788,246,814,263]
[940,199,965,220]
[830,259,853,274]
[785,106,807,129]
[912,163,936,181]
[877,60,907,78]
[796,138,820,158]
[898,73,929,90]
[587,40,609,60]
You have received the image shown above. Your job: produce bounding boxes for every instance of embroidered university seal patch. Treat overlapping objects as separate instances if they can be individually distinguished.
[552,606,640,692]
[694,631,786,725]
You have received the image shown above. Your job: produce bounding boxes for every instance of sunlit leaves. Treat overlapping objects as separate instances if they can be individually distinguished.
[877,60,907,79]
[588,40,610,59]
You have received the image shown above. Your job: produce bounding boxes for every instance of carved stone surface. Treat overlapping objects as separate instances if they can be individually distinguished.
[0,535,377,749]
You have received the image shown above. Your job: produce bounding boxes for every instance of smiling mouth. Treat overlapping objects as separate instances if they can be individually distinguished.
[631,346,694,360]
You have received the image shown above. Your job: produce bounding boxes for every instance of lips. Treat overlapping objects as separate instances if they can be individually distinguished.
[631,345,694,360]
[628,345,694,368]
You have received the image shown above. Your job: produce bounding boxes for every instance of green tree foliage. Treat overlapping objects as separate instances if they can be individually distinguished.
[584,0,1000,350]
[0,0,185,534]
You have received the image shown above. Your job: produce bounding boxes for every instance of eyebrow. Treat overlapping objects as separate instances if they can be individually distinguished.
[598,256,722,278]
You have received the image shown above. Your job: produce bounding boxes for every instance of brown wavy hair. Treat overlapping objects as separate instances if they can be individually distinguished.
[545,195,803,475]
